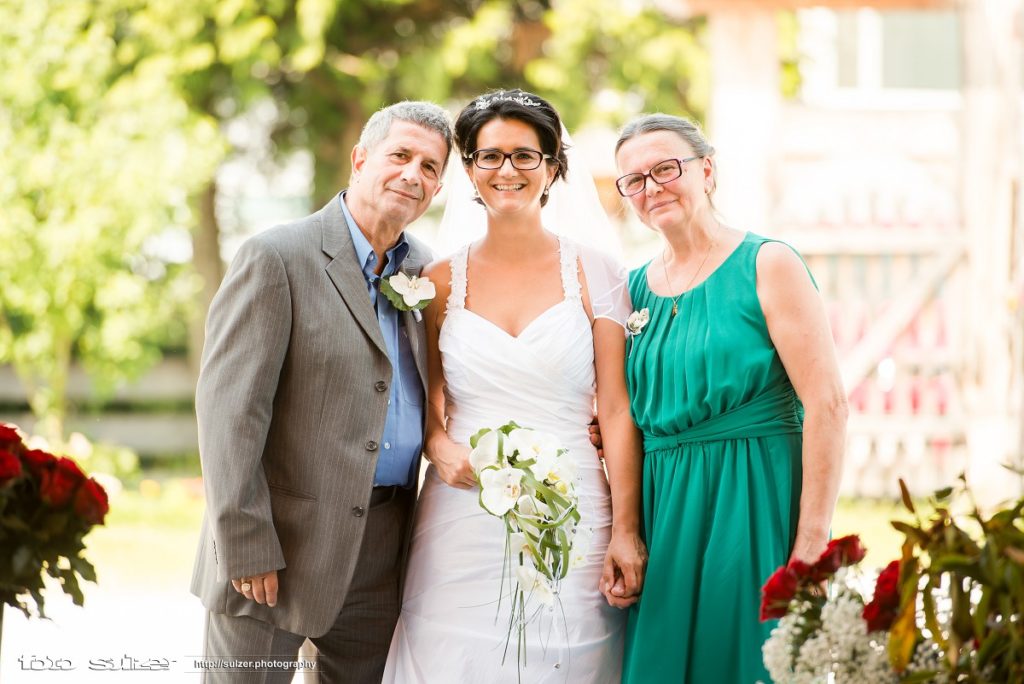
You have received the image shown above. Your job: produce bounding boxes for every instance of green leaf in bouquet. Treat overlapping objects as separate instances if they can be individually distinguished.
[70,555,97,583]
[899,478,916,514]
[40,511,70,537]
[933,486,954,501]
[469,427,490,449]
[930,554,978,573]
[890,520,929,546]
[1,514,31,532]
[59,568,84,606]
[922,577,946,651]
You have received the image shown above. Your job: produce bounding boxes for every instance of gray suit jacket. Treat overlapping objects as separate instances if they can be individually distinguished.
[190,193,430,637]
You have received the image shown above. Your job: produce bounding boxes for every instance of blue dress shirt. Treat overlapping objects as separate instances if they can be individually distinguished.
[340,194,425,487]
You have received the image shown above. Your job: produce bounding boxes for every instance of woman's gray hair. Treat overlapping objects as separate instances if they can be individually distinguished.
[358,101,454,166]
[616,113,718,200]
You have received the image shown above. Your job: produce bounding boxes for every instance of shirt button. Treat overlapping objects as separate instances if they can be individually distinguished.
[351,506,365,517]
[375,380,387,392]
[365,440,378,451]
[384,442,391,449]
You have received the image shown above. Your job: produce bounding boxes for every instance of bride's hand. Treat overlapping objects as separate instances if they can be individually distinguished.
[599,529,648,609]
[428,438,476,489]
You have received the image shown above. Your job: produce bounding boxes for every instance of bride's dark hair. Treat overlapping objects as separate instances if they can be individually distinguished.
[454,89,569,207]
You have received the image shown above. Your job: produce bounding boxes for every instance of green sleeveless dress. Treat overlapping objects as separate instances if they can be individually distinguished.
[622,233,804,684]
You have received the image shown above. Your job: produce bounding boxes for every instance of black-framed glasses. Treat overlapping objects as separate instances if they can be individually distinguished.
[615,156,701,197]
[466,148,552,171]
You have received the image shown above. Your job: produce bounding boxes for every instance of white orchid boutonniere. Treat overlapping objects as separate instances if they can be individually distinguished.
[626,308,650,336]
[380,272,435,320]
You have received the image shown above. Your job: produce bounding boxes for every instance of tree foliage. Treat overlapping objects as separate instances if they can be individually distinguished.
[0,0,222,436]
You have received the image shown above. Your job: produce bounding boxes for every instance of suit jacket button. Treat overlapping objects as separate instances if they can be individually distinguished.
[351,506,365,517]
[366,440,378,451]
[375,380,387,392]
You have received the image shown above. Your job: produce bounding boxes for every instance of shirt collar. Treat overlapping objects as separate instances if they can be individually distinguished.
[340,192,410,279]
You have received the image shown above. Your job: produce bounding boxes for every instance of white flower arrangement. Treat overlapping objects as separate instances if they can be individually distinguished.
[625,308,649,336]
[469,421,590,670]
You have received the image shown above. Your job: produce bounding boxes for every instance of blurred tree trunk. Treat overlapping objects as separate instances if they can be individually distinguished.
[189,181,225,379]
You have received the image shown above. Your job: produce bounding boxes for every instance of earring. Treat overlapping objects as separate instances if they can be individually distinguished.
[543,186,550,197]
[473,185,480,199]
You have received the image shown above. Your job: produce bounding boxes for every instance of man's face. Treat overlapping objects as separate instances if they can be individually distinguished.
[348,120,448,231]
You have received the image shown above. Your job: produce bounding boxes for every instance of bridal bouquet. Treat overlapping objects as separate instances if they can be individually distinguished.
[469,421,590,668]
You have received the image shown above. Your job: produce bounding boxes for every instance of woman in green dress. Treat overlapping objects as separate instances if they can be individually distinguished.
[613,114,848,683]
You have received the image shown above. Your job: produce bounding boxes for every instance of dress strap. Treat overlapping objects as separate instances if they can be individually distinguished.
[557,235,582,302]
[446,243,470,314]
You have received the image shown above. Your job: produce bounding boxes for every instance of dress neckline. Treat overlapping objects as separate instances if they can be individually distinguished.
[642,231,750,300]
[450,234,581,339]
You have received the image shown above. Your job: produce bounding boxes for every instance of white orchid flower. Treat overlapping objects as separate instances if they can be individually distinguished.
[625,307,650,336]
[469,430,502,474]
[569,526,593,569]
[479,466,523,516]
[388,272,436,308]
[507,428,560,466]
[515,564,556,606]
[528,449,578,489]
[509,531,532,558]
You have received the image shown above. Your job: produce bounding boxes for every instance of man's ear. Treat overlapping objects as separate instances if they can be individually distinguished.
[351,144,367,177]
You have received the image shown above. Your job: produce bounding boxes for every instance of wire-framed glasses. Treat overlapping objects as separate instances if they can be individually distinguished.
[466,148,552,171]
[615,156,701,197]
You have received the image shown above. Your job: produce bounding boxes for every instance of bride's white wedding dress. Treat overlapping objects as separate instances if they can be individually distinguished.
[382,236,627,683]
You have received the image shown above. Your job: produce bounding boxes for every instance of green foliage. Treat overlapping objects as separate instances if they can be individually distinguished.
[526,0,708,129]
[0,0,224,433]
[890,475,1024,681]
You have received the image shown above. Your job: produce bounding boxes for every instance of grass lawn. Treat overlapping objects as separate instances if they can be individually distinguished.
[84,476,205,590]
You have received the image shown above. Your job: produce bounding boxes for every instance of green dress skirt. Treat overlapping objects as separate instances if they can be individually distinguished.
[622,233,804,684]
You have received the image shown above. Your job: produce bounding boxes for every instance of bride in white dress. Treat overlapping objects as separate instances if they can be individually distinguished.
[383,90,646,683]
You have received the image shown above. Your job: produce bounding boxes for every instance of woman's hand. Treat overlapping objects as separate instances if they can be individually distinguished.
[428,438,476,489]
[599,529,648,609]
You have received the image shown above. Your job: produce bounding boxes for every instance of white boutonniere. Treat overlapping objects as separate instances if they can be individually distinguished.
[380,272,435,321]
[625,308,650,336]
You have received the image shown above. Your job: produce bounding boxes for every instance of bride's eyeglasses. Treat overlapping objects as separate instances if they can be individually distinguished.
[466,148,552,171]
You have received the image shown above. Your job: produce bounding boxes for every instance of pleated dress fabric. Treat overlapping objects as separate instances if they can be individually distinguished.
[622,232,805,684]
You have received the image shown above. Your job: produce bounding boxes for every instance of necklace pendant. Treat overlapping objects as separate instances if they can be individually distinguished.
[671,301,678,316]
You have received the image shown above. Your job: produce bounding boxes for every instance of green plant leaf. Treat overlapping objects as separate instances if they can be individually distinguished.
[898,478,916,514]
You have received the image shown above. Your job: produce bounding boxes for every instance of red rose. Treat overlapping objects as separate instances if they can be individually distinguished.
[812,535,867,579]
[0,424,21,446]
[22,448,57,478]
[39,457,86,507]
[73,477,109,525]
[760,563,801,620]
[0,449,22,484]
[862,559,901,632]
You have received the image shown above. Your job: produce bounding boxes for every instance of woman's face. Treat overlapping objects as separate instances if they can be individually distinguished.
[615,130,711,232]
[466,117,556,218]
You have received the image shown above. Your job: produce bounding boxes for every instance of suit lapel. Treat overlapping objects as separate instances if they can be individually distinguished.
[400,251,431,393]
[320,194,388,357]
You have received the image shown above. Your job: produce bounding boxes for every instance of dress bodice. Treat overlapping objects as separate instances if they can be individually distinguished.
[440,236,597,446]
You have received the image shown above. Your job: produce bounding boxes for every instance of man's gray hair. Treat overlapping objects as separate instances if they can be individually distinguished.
[358,101,454,163]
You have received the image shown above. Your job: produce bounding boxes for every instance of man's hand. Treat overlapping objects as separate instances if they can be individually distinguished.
[232,570,279,607]
[588,417,603,460]
[430,440,475,489]
[599,530,648,609]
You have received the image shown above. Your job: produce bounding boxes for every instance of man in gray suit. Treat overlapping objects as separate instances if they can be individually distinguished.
[191,101,451,683]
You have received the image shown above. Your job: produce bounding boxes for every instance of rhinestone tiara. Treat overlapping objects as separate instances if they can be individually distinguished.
[473,92,542,110]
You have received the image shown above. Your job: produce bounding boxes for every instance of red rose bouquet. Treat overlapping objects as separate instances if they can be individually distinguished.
[0,423,109,618]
